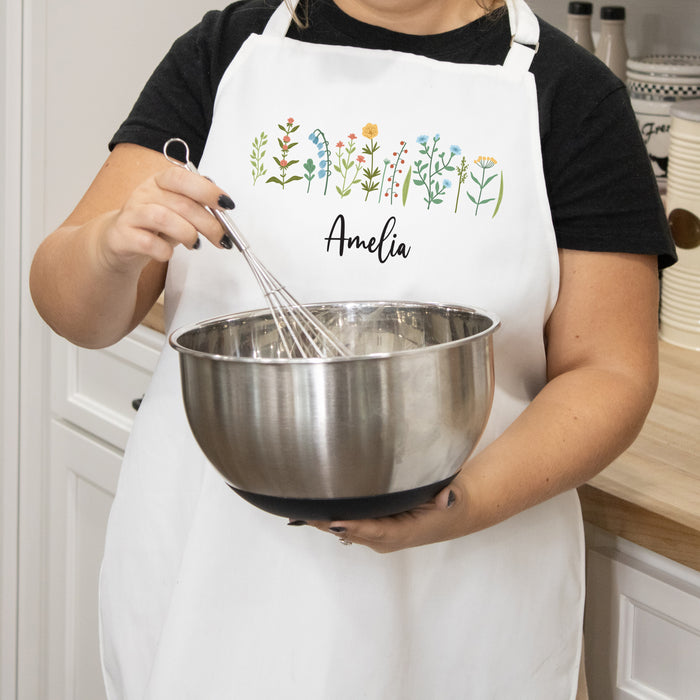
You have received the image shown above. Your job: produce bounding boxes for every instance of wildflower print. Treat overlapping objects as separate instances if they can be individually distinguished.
[492,171,504,218]
[379,158,391,203]
[302,158,316,193]
[308,128,332,195]
[266,118,303,189]
[334,134,363,198]
[412,135,458,209]
[250,131,268,185]
[453,156,469,213]
[468,156,499,216]
[382,141,408,205]
[360,123,381,201]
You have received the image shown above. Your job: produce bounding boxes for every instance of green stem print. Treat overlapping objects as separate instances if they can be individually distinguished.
[334,134,363,198]
[266,117,303,189]
[492,171,504,218]
[250,131,268,185]
[454,156,469,213]
[360,123,381,201]
[412,135,459,209]
[379,158,390,203]
[303,158,316,193]
[468,156,499,216]
[308,128,331,195]
[383,140,408,205]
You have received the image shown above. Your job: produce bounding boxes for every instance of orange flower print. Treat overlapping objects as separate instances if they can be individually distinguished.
[266,117,302,189]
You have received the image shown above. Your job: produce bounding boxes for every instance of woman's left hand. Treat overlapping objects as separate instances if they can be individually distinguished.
[306,251,661,554]
[306,479,466,553]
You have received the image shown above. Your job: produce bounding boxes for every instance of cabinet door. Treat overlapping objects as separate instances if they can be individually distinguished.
[47,420,121,700]
[51,326,163,451]
[585,547,700,700]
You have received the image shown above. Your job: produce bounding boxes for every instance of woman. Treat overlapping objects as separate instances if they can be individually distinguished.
[30,0,675,697]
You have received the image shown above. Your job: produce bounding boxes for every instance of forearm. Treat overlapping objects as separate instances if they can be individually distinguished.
[30,212,155,348]
[458,361,658,535]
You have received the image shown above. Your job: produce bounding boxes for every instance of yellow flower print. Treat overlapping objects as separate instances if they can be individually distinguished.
[469,155,501,216]
[362,123,379,139]
[360,123,381,200]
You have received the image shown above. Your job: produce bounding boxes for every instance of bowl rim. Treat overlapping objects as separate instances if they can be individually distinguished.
[168,299,501,364]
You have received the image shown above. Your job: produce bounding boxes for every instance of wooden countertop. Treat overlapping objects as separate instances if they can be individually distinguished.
[144,300,699,569]
[578,341,700,572]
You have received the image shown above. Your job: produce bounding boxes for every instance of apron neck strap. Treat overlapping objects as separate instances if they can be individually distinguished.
[263,0,540,72]
[263,1,298,36]
[503,0,540,72]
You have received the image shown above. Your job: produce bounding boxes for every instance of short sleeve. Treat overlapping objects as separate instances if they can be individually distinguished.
[539,77,676,268]
[109,2,274,166]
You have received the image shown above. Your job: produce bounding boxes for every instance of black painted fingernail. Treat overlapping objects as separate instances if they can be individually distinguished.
[193,236,201,250]
[329,526,346,533]
[287,520,307,527]
[447,490,456,508]
[218,194,235,210]
[220,235,233,250]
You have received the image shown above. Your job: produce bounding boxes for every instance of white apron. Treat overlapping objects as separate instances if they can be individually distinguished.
[99,1,585,697]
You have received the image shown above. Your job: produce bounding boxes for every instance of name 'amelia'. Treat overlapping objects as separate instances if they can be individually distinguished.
[324,214,411,263]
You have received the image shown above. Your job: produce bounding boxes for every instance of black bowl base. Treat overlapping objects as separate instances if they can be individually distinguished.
[228,474,458,521]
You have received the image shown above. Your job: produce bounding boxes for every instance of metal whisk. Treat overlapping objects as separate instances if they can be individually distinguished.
[163,138,350,359]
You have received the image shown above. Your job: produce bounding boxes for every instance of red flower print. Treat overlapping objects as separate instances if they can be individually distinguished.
[280,159,288,168]
[287,117,294,124]
[357,155,366,163]
[336,141,344,148]
[348,133,357,141]
[283,135,290,143]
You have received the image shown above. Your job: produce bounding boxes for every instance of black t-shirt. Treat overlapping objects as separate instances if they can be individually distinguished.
[110,0,676,267]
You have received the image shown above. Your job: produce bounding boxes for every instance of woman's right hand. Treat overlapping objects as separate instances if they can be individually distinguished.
[30,142,231,348]
[98,160,234,275]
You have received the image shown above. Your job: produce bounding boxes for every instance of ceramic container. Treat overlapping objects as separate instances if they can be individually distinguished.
[627,55,700,189]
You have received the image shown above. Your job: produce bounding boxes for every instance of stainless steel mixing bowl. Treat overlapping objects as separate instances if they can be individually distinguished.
[170,301,499,520]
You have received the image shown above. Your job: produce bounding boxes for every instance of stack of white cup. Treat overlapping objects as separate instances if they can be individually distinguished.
[660,98,700,350]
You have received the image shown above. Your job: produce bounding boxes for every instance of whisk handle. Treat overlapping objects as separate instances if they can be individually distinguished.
[162,137,248,253]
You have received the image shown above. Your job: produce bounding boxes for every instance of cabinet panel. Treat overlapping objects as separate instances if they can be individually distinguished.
[48,420,121,700]
[585,547,700,700]
[51,326,163,450]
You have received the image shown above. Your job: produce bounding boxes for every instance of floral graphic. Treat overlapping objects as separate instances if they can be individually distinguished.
[255,119,504,217]
[382,141,408,205]
[308,128,331,195]
[334,134,363,198]
[413,135,459,209]
[302,158,316,193]
[453,156,469,213]
[266,117,303,189]
[360,123,381,201]
[468,156,499,216]
[492,172,504,218]
[250,131,268,185]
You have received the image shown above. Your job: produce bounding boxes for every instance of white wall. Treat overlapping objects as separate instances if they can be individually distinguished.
[529,0,700,57]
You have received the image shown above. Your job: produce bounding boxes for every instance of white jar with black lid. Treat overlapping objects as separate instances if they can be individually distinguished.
[627,55,700,189]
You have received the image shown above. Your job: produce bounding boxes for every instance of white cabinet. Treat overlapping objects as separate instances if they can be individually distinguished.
[1,0,224,696]
[46,421,122,700]
[584,526,700,699]
[46,328,162,700]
